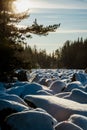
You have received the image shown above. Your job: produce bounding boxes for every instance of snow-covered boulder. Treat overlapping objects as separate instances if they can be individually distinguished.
[21,83,44,97]
[55,121,83,130]
[0,99,29,129]
[72,72,87,86]
[0,93,27,106]
[68,114,87,130]
[4,109,57,130]
[24,95,87,121]
[7,85,25,97]
[45,79,55,87]
[49,80,66,94]
[38,77,47,86]
[64,89,87,104]
[64,81,84,92]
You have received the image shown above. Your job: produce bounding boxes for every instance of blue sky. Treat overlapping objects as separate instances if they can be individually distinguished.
[28,0,87,9]
[19,0,87,53]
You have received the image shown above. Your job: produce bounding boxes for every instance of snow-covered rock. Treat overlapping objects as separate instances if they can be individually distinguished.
[64,89,87,104]
[0,69,87,130]
[72,72,87,86]
[55,121,83,130]
[0,99,29,129]
[0,93,27,106]
[64,81,84,92]
[4,109,57,130]
[49,80,66,94]
[7,85,25,97]
[24,95,87,121]
[68,114,87,130]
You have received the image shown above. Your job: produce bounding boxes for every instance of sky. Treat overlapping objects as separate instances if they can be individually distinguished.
[30,0,87,9]
[18,0,87,53]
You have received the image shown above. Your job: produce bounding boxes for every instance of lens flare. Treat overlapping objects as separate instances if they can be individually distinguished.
[13,0,33,13]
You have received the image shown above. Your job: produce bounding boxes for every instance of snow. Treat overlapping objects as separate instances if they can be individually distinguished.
[5,109,57,130]
[73,72,87,86]
[0,99,28,112]
[24,95,87,121]
[21,83,44,97]
[55,92,70,98]
[0,93,27,106]
[64,89,87,104]
[64,81,84,92]
[0,69,87,129]
[68,114,87,130]
[49,80,66,94]
[7,85,25,97]
[55,121,83,130]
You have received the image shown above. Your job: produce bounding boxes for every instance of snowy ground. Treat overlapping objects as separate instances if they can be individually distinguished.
[0,69,87,130]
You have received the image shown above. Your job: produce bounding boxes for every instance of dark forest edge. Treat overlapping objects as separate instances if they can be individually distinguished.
[0,37,87,82]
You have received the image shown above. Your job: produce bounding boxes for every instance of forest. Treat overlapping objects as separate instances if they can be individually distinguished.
[0,37,87,70]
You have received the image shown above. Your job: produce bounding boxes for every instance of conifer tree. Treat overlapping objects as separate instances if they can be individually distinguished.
[0,0,60,81]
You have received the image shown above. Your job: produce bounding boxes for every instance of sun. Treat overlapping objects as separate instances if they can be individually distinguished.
[13,0,33,13]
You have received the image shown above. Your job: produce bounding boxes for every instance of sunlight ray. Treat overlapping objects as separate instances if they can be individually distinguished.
[13,0,33,13]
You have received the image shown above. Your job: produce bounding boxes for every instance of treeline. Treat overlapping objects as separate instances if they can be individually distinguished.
[22,37,87,69]
[59,38,87,69]
[0,37,87,77]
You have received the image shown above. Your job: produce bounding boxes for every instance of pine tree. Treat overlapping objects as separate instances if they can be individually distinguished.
[0,0,60,81]
[0,0,60,44]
